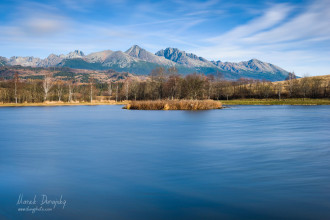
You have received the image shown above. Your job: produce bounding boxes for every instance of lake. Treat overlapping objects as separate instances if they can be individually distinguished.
[0,105,329,220]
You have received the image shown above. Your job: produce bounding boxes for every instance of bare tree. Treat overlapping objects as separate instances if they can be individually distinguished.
[56,80,64,101]
[166,67,179,100]
[286,71,297,97]
[89,76,94,103]
[150,67,167,99]
[206,75,215,99]
[276,83,282,100]
[259,81,272,98]
[108,81,112,100]
[13,72,19,103]
[43,73,53,101]
[183,74,205,100]
[223,81,234,100]
[213,72,225,100]
[116,83,119,102]
[310,78,322,98]
[165,74,180,100]
[324,80,330,98]
[68,81,73,102]
[131,80,141,101]
[124,79,129,100]
[299,75,310,100]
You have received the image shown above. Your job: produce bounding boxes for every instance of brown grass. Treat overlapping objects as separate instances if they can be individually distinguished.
[221,98,330,105]
[0,100,129,107]
[124,100,222,110]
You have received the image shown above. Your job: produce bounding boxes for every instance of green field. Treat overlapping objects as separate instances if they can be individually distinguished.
[221,99,330,105]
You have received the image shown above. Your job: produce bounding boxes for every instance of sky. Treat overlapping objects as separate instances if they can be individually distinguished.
[0,0,329,76]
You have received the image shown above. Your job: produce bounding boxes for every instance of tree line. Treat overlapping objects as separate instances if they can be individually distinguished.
[0,67,329,103]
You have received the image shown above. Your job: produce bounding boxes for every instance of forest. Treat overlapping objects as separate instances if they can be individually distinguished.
[0,67,329,103]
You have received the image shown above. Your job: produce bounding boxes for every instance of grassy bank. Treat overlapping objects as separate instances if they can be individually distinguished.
[0,101,129,107]
[221,99,330,105]
[124,100,222,110]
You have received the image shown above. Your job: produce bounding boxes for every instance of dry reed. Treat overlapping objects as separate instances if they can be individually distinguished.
[124,100,222,110]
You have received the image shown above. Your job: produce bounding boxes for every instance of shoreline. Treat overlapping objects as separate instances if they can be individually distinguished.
[1,99,330,107]
[0,101,128,107]
[221,99,330,105]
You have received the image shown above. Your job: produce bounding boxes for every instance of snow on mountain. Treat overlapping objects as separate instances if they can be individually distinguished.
[84,50,114,63]
[8,56,42,67]
[125,45,175,66]
[212,59,288,74]
[1,46,290,80]
[155,47,215,68]
[66,50,85,59]
[102,51,140,68]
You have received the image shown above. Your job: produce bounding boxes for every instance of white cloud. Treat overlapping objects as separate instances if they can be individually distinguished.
[209,3,292,43]
[0,0,329,76]
[195,0,330,76]
[243,0,330,44]
[0,16,70,44]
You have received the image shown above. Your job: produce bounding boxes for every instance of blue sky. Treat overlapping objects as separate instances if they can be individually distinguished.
[0,0,329,76]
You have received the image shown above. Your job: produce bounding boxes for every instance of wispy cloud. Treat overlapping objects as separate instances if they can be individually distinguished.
[208,4,293,43]
[0,0,329,75]
[195,0,330,75]
[243,1,330,44]
[172,0,220,12]
[0,1,71,39]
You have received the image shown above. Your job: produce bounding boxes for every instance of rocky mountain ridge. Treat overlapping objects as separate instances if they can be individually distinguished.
[155,47,214,68]
[1,46,290,81]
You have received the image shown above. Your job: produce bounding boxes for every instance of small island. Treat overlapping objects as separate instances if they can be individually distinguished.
[123,100,222,110]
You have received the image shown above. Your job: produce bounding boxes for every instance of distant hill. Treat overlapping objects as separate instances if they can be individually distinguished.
[1,45,291,81]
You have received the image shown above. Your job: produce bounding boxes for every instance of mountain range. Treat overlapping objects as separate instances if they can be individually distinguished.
[0,45,290,81]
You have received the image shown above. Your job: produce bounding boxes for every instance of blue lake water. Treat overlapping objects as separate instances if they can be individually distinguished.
[0,105,330,220]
